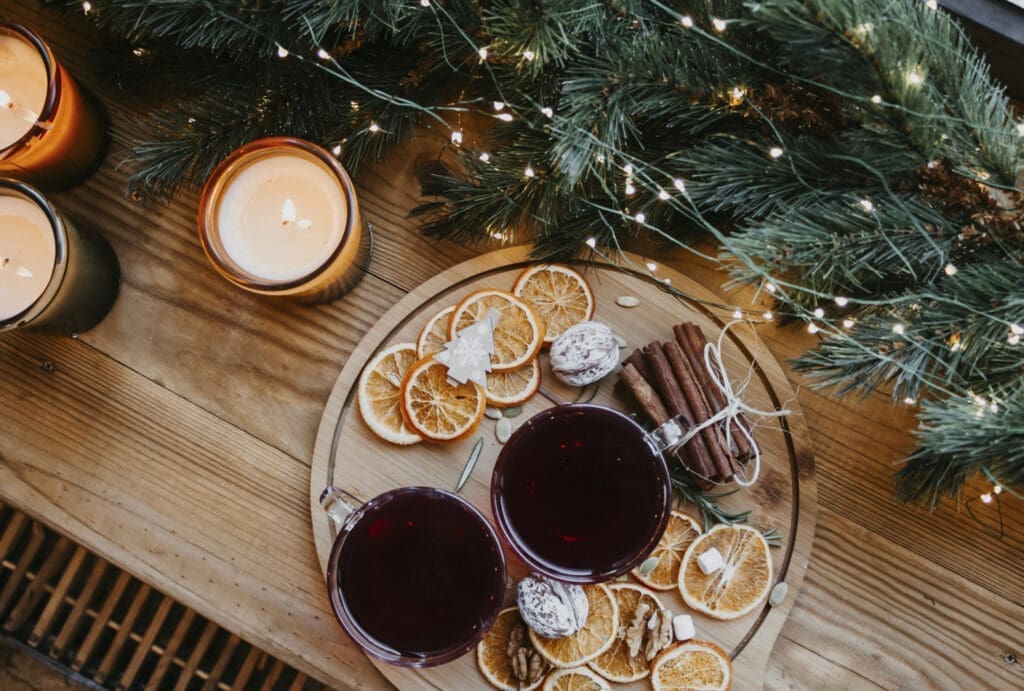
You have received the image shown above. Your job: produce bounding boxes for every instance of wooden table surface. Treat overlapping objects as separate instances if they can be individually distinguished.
[1,5,1022,690]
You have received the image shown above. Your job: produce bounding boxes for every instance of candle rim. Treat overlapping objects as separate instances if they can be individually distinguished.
[0,178,68,330]
[0,23,60,160]
[198,136,359,293]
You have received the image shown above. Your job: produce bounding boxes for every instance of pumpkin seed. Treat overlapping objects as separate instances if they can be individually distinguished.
[637,556,660,577]
[496,417,514,443]
[616,295,640,308]
[502,406,523,418]
[613,334,627,348]
[769,581,789,607]
[484,406,502,420]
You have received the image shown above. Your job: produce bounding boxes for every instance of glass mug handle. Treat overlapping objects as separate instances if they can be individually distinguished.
[644,414,694,454]
[319,486,362,533]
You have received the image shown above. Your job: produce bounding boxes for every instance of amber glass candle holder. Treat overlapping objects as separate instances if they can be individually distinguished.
[0,179,120,336]
[198,137,368,303]
[0,23,105,190]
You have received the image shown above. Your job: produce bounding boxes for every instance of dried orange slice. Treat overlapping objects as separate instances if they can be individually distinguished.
[588,583,664,682]
[400,356,486,442]
[417,305,454,358]
[632,511,702,591]
[679,525,772,620]
[451,289,545,372]
[530,584,618,669]
[513,265,595,344]
[650,640,731,690]
[357,342,421,445]
[478,607,546,691]
[542,666,611,691]
[486,359,541,407]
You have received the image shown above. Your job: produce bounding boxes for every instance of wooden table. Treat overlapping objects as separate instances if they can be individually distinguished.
[2,5,1022,689]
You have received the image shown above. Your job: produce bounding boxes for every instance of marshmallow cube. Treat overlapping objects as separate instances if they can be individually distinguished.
[697,547,724,574]
[672,614,695,641]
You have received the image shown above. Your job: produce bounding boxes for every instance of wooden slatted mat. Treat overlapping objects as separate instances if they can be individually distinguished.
[0,503,323,691]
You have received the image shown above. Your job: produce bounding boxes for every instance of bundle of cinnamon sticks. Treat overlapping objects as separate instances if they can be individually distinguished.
[618,323,757,484]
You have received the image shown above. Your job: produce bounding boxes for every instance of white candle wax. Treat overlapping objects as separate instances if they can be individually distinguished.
[216,152,347,282]
[0,32,47,149]
[0,194,55,320]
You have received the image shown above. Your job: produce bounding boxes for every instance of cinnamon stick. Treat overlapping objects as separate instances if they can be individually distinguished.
[625,350,654,384]
[663,341,737,481]
[641,343,717,480]
[676,323,757,460]
[620,364,669,425]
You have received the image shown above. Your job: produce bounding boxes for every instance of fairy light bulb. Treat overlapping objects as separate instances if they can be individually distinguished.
[657,189,670,201]
[769,147,784,159]
[807,323,819,334]
[763,311,774,321]
[523,166,535,178]
[765,282,777,294]
[981,493,993,504]
[859,199,875,212]
[493,101,505,111]
[368,122,380,133]
[276,44,289,59]
[892,323,906,335]
[451,130,463,145]
[903,396,916,405]
[331,145,342,155]
[944,263,957,276]
[925,0,938,9]
[871,94,883,104]
[813,307,825,318]
[680,15,694,28]
[523,50,536,61]
[994,485,1003,495]
[478,47,489,60]
[497,112,513,122]
[1017,122,1024,136]
[82,1,92,13]
[835,296,849,307]
[420,0,430,6]
[623,163,634,175]
[646,262,657,271]
[635,212,646,224]
[317,48,330,60]
[673,178,686,192]
[843,319,855,329]
[624,181,636,196]
[586,237,597,248]
[541,106,554,118]
[732,309,743,320]
[1009,333,1021,345]
[479,152,490,163]
[1010,324,1023,335]
[712,17,727,32]
[907,70,924,86]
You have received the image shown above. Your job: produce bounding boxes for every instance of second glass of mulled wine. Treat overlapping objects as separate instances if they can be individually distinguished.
[491,404,674,584]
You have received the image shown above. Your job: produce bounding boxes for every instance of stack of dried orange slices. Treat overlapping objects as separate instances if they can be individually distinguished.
[476,515,775,690]
[357,264,595,444]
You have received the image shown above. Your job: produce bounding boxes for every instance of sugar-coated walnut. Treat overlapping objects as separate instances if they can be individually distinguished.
[549,321,620,387]
[516,573,589,638]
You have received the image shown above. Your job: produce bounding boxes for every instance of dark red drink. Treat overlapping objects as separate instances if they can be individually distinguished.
[492,405,672,583]
[326,487,506,667]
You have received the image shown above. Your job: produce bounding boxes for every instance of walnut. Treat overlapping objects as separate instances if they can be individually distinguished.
[623,603,673,662]
[507,622,549,688]
[624,602,651,658]
[646,608,674,661]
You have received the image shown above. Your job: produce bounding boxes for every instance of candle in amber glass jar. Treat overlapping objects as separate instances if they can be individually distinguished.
[198,137,367,302]
[0,23,105,190]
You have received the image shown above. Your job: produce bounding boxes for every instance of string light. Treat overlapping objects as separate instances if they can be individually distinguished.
[673,178,686,192]
[276,44,289,59]
[497,112,514,122]
[646,262,657,271]
[813,307,825,318]
[624,181,637,196]
[586,237,597,248]
[451,130,463,145]
[541,106,554,118]
[733,309,743,319]
[635,212,646,224]
[925,0,938,9]
[478,47,489,60]
[807,323,819,334]
[680,15,694,28]
[478,152,491,163]
[892,323,906,335]
[980,493,993,504]
[493,101,505,111]
[944,263,957,276]
[729,86,746,105]
[907,70,924,86]
[765,282,777,294]
[82,1,92,13]
[835,296,849,307]
[871,94,883,104]
[859,199,875,212]
[1017,122,1024,136]
[1010,324,1023,335]
[763,311,774,321]
[712,18,727,32]
[843,318,856,329]
[657,189,670,201]
[331,145,342,155]
[350,101,360,111]
[368,122,380,133]
[1009,333,1021,346]
[420,0,430,6]
[523,166,535,178]
[994,485,1003,495]
[523,50,536,61]
[904,396,916,405]
[769,146,784,159]
[316,48,330,60]
[623,163,634,175]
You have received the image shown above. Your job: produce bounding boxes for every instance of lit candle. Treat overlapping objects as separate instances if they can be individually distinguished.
[199,137,366,301]
[0,179,119,336]
[0,23,105,190]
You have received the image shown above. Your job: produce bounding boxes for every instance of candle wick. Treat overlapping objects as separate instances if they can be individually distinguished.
[0,257,9,269]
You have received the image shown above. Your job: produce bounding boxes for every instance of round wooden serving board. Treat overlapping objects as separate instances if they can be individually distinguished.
[310,247,816,690]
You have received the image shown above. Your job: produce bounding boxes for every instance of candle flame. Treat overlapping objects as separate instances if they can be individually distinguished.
[281,198,297,225]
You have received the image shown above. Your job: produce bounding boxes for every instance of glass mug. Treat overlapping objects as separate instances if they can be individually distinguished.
[320,486,506,667]
[491,404,677,584]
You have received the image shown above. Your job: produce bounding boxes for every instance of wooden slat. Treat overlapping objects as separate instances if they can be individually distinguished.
[173,619,218,691]
[117,594,175,690]
[231,646,265,690]
[4,535,74,632]
[260,659,287,691]
[0,522,46,617]
[27,545,88,646]
[201,633,240,691]
[72,570,132,672]
[145,607,195,689]
[50,556,107,660]
[95,583,152,683]
[0,513,29,566]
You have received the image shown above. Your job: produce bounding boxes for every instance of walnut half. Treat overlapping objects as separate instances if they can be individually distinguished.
[507,623,550,689]
[623,603,674,662]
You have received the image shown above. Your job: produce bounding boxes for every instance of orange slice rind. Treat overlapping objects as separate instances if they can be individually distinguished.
[541,666,611,691]
[400,356,486,442]
[513,265,595,344]
[679,524,773,620]
[486,359,541,407]
[650,640,732,691]
[478,607,546,691]
[451,289,545,372]
[530,584,618,669]
[417,305,455,358]
[356,343,421,445]
[632,511,702,591]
